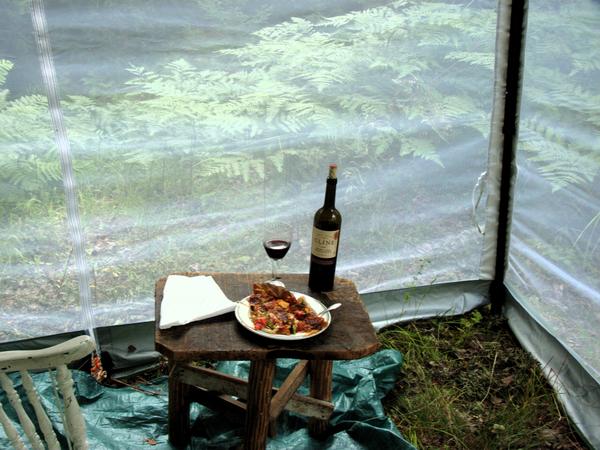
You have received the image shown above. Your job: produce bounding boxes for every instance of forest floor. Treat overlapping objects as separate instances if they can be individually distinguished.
[379,305,590,449]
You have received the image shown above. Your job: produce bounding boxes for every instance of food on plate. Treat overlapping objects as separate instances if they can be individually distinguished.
[248,283,327,335]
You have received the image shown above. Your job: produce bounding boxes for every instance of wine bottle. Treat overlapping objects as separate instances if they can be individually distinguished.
[308,164,342,292]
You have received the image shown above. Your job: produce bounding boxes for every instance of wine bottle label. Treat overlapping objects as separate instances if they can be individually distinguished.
[311,227,339,259]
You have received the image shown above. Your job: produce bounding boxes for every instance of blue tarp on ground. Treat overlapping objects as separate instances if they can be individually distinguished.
[1,349,414,449]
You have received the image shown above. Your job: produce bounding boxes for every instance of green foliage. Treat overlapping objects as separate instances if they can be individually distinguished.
[1,1,597,200]
[459,308,482,330]
[399,137,443,167]
[1,1,499,205]
[32,0,493,193]
[0,83,61,201]
[520,114,600,191]
[445,51,495,70]
[519,2,600,192]
[0,59,12,87]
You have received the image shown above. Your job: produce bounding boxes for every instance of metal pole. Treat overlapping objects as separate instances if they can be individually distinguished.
[491,0,528,314]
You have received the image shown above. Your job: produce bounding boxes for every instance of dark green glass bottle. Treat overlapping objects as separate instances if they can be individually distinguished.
[308,164,342,292]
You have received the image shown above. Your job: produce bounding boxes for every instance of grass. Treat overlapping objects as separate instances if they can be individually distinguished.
[378,305,589,449]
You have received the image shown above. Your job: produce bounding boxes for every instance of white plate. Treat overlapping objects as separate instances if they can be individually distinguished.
[235,291,331,341]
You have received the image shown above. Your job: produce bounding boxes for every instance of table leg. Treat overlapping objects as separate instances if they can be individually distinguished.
[244,359,276,450]
[308,360,333,438]
[168,363,191,448]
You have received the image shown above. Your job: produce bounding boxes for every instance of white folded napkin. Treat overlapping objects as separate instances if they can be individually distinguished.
[159,275,237,329]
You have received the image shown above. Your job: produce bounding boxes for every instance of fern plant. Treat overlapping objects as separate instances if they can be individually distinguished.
[515,1,600,266]
[519,2,600,192]
[109,0,498,185]
[1,1,501,224]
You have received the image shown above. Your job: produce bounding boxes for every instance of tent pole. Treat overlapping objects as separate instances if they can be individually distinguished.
[490,0,528,315]
[30,0,100,347]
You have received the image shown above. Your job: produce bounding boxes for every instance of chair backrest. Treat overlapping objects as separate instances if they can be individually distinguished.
[0,335,95,450]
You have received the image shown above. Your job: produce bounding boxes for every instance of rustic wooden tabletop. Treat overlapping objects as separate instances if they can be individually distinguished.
[155,272,380,361]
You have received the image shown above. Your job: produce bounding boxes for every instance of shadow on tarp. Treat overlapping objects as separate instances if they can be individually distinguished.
[0,350,415,450]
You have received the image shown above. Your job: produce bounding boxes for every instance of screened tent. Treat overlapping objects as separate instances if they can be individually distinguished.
[0,0,599,448]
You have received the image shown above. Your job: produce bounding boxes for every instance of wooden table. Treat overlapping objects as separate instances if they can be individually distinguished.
[155,272,379,450]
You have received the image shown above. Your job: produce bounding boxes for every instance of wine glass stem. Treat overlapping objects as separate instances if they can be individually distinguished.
[270,259,280,280]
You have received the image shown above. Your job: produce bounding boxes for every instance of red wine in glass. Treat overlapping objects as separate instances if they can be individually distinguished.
[263,222,293,280]
[263,239,291,260]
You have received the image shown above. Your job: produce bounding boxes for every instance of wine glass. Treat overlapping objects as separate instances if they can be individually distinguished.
[263,221,293,280]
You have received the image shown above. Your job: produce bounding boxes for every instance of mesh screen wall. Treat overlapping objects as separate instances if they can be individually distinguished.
[506,0,600,445]
[1,0,497,341]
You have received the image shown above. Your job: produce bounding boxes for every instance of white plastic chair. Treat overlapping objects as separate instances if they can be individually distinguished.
[0,335,95,450]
